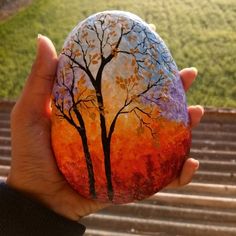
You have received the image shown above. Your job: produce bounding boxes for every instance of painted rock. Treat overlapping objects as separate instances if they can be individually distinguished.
[51,11,191,204]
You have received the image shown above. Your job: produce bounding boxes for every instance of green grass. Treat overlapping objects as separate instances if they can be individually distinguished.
[0,0,236,107]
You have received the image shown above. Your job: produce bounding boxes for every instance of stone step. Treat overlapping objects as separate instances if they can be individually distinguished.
[0,120,10,128]
[193,170,236,185]
[0,113,10,121]
[0,146,11,156]
[0,136,11,146]
[192,130,236,142]
[81,213,236,236]
[192,139,236,151]
[201,108,236,124]
[146,192,236,209]
[199,159,236,172]
[0,156,11,166]
[100,203,236,225]
[190,149,236,162]
[85,229,147,236]
[0,128,10,137]
[196,122,236,133]
[165,183,236,198]
[0,165,10,176]
[0,101,15,112]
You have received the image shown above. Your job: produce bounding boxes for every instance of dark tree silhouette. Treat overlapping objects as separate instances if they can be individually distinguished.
[53,62,97,198]
[53,13,173,201]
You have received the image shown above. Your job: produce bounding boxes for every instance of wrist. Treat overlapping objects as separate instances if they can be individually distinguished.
[6,176,79,221]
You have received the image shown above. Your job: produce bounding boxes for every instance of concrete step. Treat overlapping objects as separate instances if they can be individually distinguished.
[190,149,236,162]
[100,203,236,225]
[81,213,236,236]
[0,112,10,121]
[0,136,11,146]
[0,165,10,176]
[85,229,149,236]
[0,120,10,128]
[192,139,236,151]
[199,159,236,172]
[201,108,236,124]
[196,122,236,133]
[194,170,236,185]
[0,101,14,112]
[0,128,10,137]
[192,130,236,142]
[146,192,236,209]
[0,156,11,166]
[165,183,236,198]
[199,160,236,173]
[0,146,11,156]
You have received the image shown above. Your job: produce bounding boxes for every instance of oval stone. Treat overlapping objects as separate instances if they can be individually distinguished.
[51,11,191,204]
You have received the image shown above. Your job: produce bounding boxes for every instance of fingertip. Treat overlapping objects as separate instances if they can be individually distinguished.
[196,105,204,116]
[180,68,198,91]
[179,158,199,186]
[190,105,205,118]
[190,67,198,76]
[188,105,204,128]
[180,67,198,78]
[187,158,199,171]
[36,34,57,61]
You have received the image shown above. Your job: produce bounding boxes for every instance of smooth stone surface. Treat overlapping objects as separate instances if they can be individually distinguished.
[51,11,191,203]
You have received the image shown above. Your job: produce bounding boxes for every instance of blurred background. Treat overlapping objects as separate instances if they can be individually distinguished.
[0,0,235,107]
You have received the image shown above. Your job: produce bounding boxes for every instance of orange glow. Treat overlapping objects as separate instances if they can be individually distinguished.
[52,104,191,203]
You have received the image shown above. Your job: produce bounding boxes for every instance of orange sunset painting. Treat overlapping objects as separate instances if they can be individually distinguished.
[51,11,191,203]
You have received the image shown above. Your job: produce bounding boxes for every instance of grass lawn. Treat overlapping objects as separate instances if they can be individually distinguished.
[0,0,235,107]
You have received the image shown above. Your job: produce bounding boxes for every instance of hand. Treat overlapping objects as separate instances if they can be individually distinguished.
[6,35,203,221]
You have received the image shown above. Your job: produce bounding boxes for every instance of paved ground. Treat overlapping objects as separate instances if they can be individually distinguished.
[0,0,32,20]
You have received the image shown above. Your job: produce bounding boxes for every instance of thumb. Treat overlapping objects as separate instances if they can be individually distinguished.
[20,35,58,117]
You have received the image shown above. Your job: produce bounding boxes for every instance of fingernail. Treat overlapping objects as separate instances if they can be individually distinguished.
[196,105,205,115]
[37,34,44,44]
[193,159,200,170]
[36,34,43,58]
[190,67,198,74]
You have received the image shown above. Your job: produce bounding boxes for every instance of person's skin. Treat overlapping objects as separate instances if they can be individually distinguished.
[6,35,204,221]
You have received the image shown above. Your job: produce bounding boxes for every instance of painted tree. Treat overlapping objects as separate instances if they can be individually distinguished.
[53,13,176,201]
[53,61,97,198]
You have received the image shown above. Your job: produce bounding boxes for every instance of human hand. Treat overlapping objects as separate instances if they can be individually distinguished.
[6,35,203,221]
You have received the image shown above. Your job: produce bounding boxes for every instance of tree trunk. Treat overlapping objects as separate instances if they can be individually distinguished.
[77,127,96,198]
[73,106,96,198]
[101,121,114,201]
[96,89,114,201]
